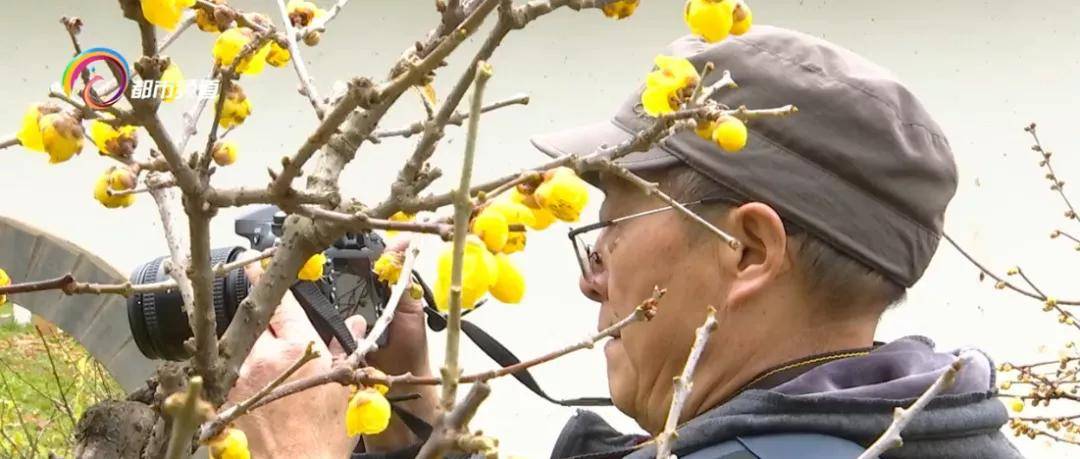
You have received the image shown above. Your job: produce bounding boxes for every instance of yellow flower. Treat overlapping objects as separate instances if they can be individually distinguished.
[1010,399,1025,413]
[641,55,700,116]
[487,196,534,253]
[160,61,184,102]
[373,251,404,285]
[287,0,326,28]
[502,231,526,254]
[208,428,250,459]
[602,0,639,19]
[0,268,10,305]
[346,387,391,436]
[298,253,327,281]
[39,112,84,164]
[195,0,227,32]
[534,167,590,222]
[142,0,196,30]
[385,211,414,238]
[711,116,747,152]
[89,120,138,157]
[730,0,753,35]
[266,41,292,67]
[17,103,61,153]
[108,167,137,192]
[505,189,556,230]
[212,140,239,166]
[471,207,509,253]
[213,27,272,75]
[434,237,498,312]
[93,170,136,209]
[684,0,736,43]
[218,84,251,129]
[490,253,525,304]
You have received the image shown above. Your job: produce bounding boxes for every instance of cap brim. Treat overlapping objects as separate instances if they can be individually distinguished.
[529,120,681,188]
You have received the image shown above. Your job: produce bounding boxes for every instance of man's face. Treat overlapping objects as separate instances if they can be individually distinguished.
[579,176,731,422]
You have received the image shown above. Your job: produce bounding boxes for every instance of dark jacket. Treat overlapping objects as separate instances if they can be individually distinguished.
[551,336,1023,458]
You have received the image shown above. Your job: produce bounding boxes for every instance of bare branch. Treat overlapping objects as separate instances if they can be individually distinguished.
[297,0,352,38]
[198,342,319,443]
[417,382,493,459]
[298,206,453,240]
[373,94,529,139]
[1026,123,1079,224]
[351,240,420,361]
[857,359,966,459]
[0,137,18,150]
[275,0,325,118]
[943,234,1080,307]
[157,13,196,54]
[32,326,77,430]
[656,306,719,459]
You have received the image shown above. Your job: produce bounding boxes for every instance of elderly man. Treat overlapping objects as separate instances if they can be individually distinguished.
[233,26,1022,458]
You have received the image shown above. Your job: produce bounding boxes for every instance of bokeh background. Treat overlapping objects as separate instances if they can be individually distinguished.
[2,0,1080,457]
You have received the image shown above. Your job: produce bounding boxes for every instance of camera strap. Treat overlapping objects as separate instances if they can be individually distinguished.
[415,274,612,408]
[290,281,359,355]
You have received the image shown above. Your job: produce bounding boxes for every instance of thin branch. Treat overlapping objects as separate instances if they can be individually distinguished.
[440,61,493,416]
[297,0,352,37]
[1027,123,1079,224]
[0,371,39,457]
[943,233,1080,307]
[157,13,196,54]
[656,306,719,459]
[32,327,77,430]
[176,67,217,156]
[857,358,966,459]
[198,342,319,443]
[298,206,453,240]
[0,137,18,149]
[275,0,325,118]
[1014,267,1048,299]
[350,240,421,362]
[694,70,737,105]
[373,94,529,139]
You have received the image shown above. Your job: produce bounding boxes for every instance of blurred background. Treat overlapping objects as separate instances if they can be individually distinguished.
[2,0,1080,457]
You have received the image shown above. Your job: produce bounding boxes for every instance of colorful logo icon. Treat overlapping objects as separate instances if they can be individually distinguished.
[62,47,130,110]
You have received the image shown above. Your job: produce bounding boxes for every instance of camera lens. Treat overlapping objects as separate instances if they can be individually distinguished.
[126,246,250,361]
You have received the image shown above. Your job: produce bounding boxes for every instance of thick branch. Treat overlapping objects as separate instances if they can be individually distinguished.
[416,382,492,459]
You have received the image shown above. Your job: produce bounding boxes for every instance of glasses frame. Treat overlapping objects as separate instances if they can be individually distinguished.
[567,197,740,279]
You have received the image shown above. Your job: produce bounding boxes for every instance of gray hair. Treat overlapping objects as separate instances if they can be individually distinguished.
[651,165,906,316]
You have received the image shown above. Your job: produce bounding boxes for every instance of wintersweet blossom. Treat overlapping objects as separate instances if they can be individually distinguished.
[345,387,391,436]
[141,0,196,30]
[89,120,138,157]
[208,428,250,459]
[641,55,700,116]
[297,253,327,281]
[533,167,590,222]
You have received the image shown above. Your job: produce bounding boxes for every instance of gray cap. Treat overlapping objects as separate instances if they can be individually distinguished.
[530,26,957,287]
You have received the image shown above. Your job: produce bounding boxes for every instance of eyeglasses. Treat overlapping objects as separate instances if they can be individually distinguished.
[567,197,742,279]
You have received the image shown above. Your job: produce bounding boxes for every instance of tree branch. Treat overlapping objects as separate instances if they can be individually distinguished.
[416,382,493,459]
[656,306,719,459]
[275,0,325,118]
[857,358,966,459]
[372,94,529,139]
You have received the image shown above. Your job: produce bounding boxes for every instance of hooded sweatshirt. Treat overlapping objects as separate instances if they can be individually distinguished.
[550,336,1024,458]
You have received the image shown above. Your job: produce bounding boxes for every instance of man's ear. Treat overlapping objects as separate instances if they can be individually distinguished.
[723,202,790,307]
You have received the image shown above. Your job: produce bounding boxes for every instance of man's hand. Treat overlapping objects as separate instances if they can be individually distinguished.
[228,241,438,458]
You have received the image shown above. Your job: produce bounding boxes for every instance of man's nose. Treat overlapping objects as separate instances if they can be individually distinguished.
[579,270,607,303]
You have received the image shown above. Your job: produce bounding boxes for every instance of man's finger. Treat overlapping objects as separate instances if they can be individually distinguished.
[329,315,368,361]
[268,291,322,344]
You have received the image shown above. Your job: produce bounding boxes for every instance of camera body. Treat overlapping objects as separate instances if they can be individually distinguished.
[126,206,390,361]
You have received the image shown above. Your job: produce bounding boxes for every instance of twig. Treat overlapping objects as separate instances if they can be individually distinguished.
[157,13,196,54]
[164,377,206,459]
[298,206,453,240]
[440,61,493,415]
[598,158,741,249]
[372,94,529,139]
[0,137,18,149]
[1013,267,1048,299]
[176,67,217,155]
[694,69,737,105]
[350,240,421,361]
[197,343,319,443]
[656,306,719,459]
[857,358,966,459]
[0,371,38,456]
[297,0,352,37]
[1027,123,1079,224]
[32,327,77,430]
[275,0,325,118]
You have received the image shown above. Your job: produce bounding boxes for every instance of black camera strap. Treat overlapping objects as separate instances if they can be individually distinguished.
[290,281,359,355]
[414,273,613,408]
